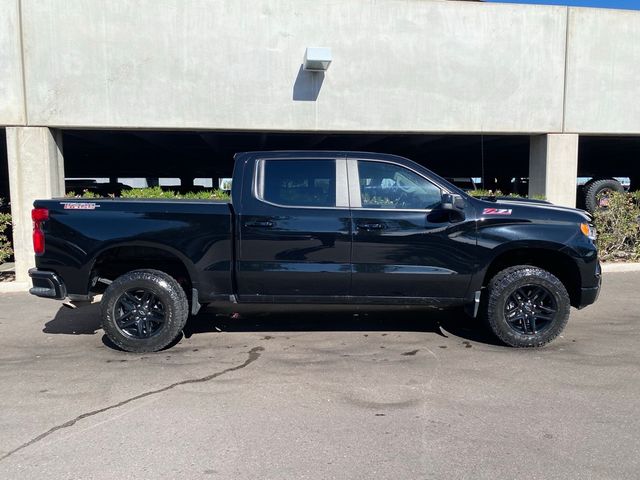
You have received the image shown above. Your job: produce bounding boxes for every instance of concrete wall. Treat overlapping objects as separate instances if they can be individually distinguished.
[564,8,640,134]
[15,0,569,132]
[0,0,25,125]
[1,0,640,133]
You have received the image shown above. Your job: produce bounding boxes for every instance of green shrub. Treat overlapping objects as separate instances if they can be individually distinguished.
[179,190,231,200]
[530,194,547,201]
[120,186,230,200]
[120,186,178,199]
[66,190,99,198]
[67,187,230,201]
[594,191,640,262]
[468,189,500,198]
[467,190,545,201]
[0,205,12,264]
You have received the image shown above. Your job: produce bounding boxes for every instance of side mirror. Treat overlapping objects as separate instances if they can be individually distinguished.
[441,193,465,211]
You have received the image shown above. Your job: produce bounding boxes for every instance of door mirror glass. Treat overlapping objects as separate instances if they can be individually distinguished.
[441,193,465,211]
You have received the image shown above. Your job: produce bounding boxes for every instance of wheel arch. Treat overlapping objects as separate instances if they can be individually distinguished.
[481,245,582,308]
[88,241,198,294]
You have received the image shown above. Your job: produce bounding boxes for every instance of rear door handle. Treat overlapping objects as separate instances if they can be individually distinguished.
[358,223,386,231]
[244,221,274,228]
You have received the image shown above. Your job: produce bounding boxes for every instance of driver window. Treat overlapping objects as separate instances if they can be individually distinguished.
[357,161,442,210]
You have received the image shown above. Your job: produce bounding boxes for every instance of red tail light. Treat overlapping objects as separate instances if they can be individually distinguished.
[32,208,49,255]
[32,208,49,222]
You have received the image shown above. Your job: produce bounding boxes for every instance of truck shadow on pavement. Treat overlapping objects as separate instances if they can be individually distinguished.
[43,303,502,348]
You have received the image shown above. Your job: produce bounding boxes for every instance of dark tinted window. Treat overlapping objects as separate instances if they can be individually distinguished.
[262,160,336,207]
[358,161,441,209]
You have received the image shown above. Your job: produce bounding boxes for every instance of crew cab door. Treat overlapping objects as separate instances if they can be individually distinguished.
[236,155,352,301]
[348,157,476,301]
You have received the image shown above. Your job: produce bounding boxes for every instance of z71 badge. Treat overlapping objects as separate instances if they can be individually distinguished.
[482,208,512,215]
[61,202,99,210]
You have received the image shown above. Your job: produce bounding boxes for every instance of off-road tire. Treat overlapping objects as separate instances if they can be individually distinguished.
[484,265,570,348]
[101,269,189,353]
[584,178,624,213]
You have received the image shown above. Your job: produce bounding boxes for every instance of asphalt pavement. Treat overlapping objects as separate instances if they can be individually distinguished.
[0,272,638,479]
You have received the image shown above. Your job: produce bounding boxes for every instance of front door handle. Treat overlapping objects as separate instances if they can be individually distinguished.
[244,221,274,228]
[358,222,386,231]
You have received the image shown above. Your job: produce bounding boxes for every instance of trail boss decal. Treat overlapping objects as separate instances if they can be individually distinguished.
[61,202,99,210]
[482,208,512,215]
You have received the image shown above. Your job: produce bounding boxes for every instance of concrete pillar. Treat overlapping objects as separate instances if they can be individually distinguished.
[6,127,65,283]
[529,134,579,207]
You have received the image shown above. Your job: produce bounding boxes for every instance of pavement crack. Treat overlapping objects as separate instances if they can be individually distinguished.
[0,346,264,462]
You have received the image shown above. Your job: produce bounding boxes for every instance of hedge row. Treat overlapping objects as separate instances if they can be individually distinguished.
[0,200,11,263]
[67,186,230,201]
[467,189,547,201]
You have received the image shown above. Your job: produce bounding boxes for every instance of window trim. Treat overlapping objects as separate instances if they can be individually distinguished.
[253,157,349,210]
[348,158,448,213]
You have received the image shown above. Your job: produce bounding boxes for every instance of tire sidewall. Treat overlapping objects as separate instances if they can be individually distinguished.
[487,267,570,348]
[101,270,188,353]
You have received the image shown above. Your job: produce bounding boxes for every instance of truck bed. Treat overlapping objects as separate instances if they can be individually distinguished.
[33,198,233,301]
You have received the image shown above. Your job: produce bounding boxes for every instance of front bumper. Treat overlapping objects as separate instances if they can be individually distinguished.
[28,269,67,300]
[577,261,601,309]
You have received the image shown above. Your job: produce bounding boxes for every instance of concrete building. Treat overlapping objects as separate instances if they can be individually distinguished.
[1,0,640,284]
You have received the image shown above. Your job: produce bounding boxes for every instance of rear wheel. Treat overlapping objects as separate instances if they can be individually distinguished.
[484,266,570,348]
[101,269,189,352]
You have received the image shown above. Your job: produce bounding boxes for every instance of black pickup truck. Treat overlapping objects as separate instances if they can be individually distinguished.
[29,151,601,352]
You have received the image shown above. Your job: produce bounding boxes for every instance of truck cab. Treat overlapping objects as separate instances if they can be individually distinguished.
[232,152,475,303]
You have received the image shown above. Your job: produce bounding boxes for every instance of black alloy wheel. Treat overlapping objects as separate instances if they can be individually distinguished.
[484,265,571,348]
[114,289,166,339]
[503,284,557,335]
[101,269,189,352]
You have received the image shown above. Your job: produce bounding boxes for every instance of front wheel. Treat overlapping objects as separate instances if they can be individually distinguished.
[484,266,570,348]
[101,269,189,352]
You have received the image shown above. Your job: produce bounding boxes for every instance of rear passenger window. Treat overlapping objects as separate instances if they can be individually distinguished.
[260,160,336,207]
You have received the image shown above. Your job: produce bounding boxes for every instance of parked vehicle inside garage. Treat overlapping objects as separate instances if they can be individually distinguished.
[447,173,631,213]
[511,176,630,212]
[28,151,601,352]
[448,175,630,213]
[578,177,630,212]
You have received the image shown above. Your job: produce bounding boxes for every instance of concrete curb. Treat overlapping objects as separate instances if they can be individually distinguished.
[601,262,640,273]
[0,282,29,293]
